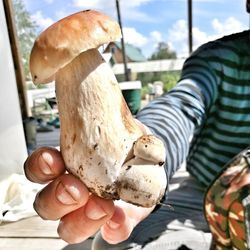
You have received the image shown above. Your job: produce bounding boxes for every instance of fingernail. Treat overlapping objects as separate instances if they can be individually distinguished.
[107,220,120,229]
[39,152,53,175]
[56,182,80,205]
[85,200,107,220]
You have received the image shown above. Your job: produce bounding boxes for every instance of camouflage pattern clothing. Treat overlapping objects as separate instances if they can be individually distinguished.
[204,148,250,250]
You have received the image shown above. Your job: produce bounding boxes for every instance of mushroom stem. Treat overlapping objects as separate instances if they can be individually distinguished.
[55,48,143,199]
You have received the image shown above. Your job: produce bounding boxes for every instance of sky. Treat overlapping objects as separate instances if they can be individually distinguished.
[23,0,249,58]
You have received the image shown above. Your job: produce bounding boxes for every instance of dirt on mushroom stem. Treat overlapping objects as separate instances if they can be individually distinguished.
[55,49,146,199]
[53,48,167,207]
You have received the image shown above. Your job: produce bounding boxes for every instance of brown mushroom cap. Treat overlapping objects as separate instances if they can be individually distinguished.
[29,10,121,84]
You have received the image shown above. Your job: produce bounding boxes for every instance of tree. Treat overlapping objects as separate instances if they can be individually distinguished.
[137,42,179,94]
[150,42,176,60]
[12,0,37,80]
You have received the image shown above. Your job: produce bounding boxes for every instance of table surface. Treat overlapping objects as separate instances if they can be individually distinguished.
[0,170,189,250]
[0,215,93,250]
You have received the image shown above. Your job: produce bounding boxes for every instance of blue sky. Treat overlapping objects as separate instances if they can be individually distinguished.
[23,0,249,58]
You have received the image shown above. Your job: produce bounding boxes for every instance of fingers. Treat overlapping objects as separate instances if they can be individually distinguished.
[101,201,155,244]
[34,173,115,244]
[58,195,115,244]
[24,147,65,184]
[25,146,154,245]
[34,174,89,220]
[101,206,134,244]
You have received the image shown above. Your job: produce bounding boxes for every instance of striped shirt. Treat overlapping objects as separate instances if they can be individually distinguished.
[137,30,250,187]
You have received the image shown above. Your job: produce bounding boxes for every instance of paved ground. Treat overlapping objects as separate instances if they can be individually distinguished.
[36,127,60,148]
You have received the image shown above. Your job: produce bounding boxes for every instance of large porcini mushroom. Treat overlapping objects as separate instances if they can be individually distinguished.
[29,10,167,207]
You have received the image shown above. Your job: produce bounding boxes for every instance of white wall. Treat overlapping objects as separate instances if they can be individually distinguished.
[0,1,28,179]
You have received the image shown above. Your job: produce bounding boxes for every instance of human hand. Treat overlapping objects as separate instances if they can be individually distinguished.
[24,123,156,244]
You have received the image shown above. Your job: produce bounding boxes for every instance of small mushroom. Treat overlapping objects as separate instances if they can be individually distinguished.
[134,134,166,164]
[118,135,167,207]
[29,10,167,207]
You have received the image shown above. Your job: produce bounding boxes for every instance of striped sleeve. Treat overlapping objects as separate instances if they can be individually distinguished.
[136,48,220,180]
[186,32,250,187]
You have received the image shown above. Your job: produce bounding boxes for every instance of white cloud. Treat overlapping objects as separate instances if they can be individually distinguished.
[123,27,148,47]
[192,27,210,47]
[150,31,163,43]
[72,0,155,22]
[148,31,165,53]
[168,19,187,43]
[212,17,247,35]
[71,0,115,18]
[166,17,247,58]
[31,11,54,30]
[166,19,188,57]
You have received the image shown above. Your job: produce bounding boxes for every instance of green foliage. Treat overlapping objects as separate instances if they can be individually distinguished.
[116,74,126,83]
[149,42,176,61]
[12,0,37,80]
[141,86,149,99]
[137,41,180,94]
[137,71,181,94]
[161,71,181,92]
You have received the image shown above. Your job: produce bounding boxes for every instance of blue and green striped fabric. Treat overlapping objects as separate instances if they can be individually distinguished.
[137,30,250,187]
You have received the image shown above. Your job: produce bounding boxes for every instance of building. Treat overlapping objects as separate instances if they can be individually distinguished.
[104,41,147,65]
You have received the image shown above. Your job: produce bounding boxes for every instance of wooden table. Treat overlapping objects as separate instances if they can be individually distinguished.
[0,216,93,250]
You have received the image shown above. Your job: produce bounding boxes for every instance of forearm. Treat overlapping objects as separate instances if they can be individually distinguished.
[136,79,206,179]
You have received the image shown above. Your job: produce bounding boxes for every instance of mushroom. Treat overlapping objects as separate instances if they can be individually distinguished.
[29,10,167,207]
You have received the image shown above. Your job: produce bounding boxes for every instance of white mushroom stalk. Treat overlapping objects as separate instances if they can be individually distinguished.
[30,10,167,207]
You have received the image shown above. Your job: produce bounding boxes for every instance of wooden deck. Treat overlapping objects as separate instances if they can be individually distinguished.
[0,215,93,250]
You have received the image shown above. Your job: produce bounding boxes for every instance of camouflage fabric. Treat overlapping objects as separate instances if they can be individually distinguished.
[204,148,250,250]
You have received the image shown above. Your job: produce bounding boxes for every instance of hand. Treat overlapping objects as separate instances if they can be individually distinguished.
[24,123,155,244]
